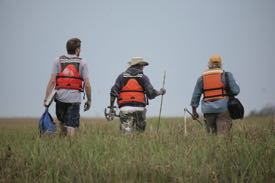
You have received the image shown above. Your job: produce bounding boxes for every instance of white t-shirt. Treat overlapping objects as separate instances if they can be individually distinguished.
[52,54,89,103]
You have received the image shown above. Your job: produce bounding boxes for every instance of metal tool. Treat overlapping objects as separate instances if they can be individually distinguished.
[104,106,120,121]
[184,107,203,126]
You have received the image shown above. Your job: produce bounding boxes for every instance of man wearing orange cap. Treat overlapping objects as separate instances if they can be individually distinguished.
[190,54,240,134]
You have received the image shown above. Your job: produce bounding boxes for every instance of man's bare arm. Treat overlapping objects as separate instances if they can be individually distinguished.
[44,74,56,102]
[84,78,91,102]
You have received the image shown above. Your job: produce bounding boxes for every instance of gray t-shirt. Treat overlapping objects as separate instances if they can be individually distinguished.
[52,54,89,103]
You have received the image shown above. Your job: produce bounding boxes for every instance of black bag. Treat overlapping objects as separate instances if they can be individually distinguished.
[227,96,244,119]
[225,72,244,119]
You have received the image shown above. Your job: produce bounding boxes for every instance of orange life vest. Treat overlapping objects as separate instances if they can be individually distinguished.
[117,76,146,107]
[55,56,84,91]
[202,69,227,101]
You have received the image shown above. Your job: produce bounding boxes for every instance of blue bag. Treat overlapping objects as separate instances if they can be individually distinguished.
[39,108,56,135]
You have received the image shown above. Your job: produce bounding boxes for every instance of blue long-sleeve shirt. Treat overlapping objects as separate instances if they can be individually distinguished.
[191,71,240,114]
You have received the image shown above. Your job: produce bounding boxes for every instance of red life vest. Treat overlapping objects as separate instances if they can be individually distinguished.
[117,75,146,107]
[202,69,227,101]
[55,56,84,91]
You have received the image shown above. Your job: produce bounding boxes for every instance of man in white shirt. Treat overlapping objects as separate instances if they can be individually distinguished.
[44,38,91,136]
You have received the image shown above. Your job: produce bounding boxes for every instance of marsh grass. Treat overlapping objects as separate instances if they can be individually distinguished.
[0,117,274,182]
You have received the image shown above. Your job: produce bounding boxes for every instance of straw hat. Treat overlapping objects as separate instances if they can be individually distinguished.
[128,57,149,67]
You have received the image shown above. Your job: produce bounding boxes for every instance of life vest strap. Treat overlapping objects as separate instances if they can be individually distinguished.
[204,94,228,98]
[120,90,144,93]
[56,75,83,80]
[203,87,225,92]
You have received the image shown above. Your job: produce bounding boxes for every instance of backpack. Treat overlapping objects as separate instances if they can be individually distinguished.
[39,108,56,135]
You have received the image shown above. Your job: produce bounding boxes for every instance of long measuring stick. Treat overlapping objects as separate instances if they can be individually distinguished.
[157,71,166,132]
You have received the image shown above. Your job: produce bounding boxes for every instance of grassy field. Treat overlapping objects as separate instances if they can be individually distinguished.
[0,116,274,183]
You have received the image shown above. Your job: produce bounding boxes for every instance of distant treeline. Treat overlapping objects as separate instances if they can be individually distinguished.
[249,105,275,117]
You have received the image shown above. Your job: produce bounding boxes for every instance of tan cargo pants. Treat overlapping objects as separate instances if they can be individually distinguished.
[204,110,232,135]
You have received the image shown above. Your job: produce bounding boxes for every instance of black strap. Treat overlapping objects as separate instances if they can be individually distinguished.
[120,90,144,93]
[203,87,225,92]
[224,72,234,97]
[204,94,226,99]
[56,76,83,80]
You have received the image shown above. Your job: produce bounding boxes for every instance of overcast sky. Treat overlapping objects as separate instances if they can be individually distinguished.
[0,0,274,117]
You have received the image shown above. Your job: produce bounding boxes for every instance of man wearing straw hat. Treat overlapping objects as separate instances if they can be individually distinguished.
[109,57,166,132]
[190,54,240,135]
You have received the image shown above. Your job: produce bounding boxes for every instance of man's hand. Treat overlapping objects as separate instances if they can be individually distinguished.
[192,107,199,120]
[158,88,166,95]
[43,99,47,107]
[192,111,199,120]
[109,106,116,114]
[84,100,91,111]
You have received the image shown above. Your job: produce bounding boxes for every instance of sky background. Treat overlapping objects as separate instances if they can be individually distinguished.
[0,0,274,117]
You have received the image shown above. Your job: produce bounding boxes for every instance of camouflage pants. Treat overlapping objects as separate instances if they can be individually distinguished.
[119,110,147,133]
[204,110,232,135]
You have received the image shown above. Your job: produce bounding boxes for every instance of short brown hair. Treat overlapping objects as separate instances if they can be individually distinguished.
[66,38,81,54]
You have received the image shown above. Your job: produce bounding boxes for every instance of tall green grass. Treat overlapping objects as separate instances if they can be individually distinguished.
[0,117,274,182]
